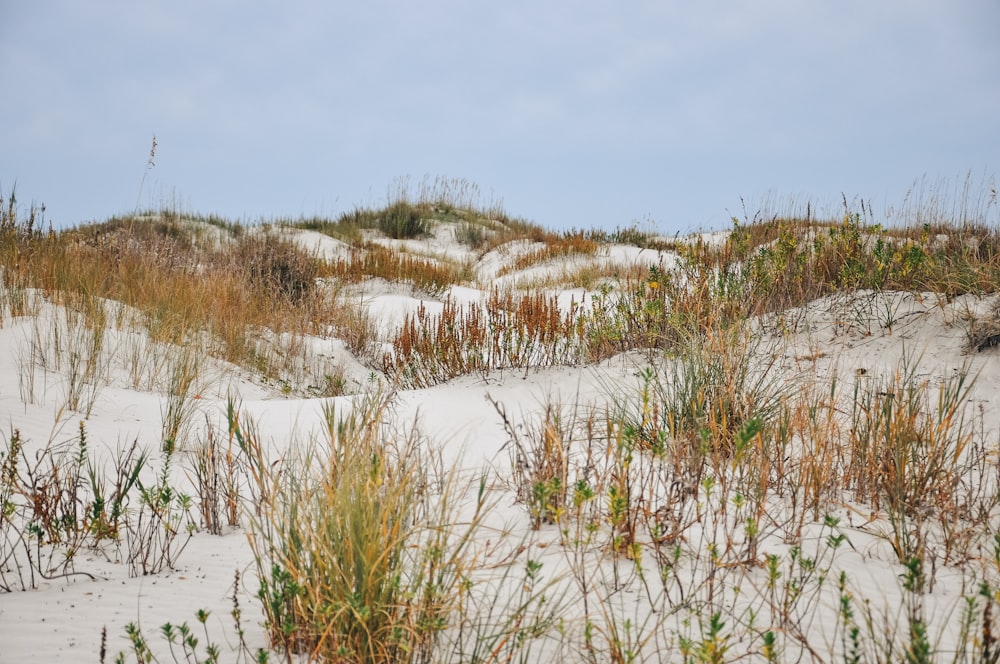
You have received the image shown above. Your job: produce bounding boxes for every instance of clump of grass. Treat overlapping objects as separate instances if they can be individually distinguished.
[845,352,987,587]
[188,411,247,535]
[160,344,203,452]
[325,201,432,241]
[294,176,525,250]
[247,391,488,662]
[87,439,148,547]
[654,323,785,458]
[454,220,490,249]
[287,214,365,245]
[591,319,786,566]
[379,199,430,239]
[579,259,750,362]
[0,186,44,319]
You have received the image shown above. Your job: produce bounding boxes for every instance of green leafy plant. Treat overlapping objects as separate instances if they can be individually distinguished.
[127,446,196,577]
[491,395,574,529]
[111,573,269,663]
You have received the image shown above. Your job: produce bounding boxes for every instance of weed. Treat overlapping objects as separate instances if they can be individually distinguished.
[161,345,203,452]
[127,446,196,577]
[491,395,573,529]
[112,573,269,663]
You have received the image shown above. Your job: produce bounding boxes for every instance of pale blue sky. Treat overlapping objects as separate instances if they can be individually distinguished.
[2,1,998,232]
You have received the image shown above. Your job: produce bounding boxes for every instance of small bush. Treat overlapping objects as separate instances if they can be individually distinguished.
[379,200,429,239]
[455,220,489,249]
[232,232,319,303]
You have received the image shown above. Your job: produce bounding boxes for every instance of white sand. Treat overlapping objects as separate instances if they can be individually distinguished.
[3,229,1000,662]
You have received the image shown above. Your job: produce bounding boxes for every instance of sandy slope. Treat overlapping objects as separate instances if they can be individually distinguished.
[3,229,1000,662]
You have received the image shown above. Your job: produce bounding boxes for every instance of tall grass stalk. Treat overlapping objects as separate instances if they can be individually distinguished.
[161,345,203,452]
[133,134,157,215]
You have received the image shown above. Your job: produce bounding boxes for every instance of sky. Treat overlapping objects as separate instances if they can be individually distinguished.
[2,1,998,234]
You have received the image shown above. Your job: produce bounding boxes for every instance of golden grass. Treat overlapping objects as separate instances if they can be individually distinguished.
[0,211,366,395]
[322,242,472,296]
[685,210,1000,319]
[496,230,600,277]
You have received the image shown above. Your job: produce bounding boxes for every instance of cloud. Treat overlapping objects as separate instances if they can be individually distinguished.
[1,0,996,230]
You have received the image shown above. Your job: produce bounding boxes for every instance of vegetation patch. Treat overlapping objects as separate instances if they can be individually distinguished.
[5,178,1000,662]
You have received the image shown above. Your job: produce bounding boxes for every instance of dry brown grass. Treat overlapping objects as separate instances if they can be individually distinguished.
[496,230,600,277]
[322,242,472,296]
[385,287,585,387]
[1,211,366,394]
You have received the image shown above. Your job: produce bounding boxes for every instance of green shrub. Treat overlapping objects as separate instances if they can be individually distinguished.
[379,200,429,239]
